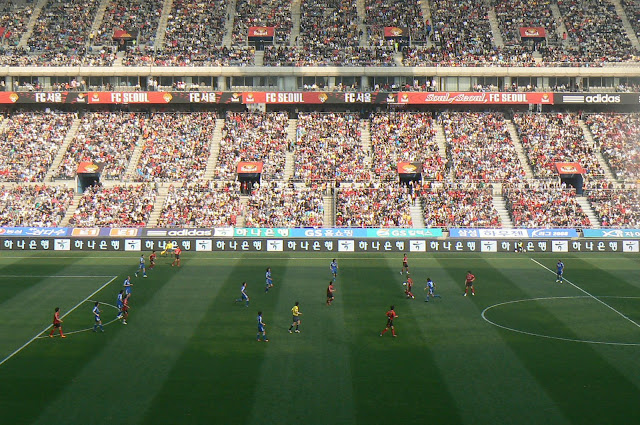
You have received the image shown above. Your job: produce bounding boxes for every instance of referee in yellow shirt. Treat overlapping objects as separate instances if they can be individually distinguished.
[288,301,302,333]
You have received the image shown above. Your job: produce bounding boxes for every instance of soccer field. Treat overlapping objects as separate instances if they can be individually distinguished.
[0,251,639,425]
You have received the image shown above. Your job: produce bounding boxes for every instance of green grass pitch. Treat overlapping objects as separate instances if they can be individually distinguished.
[0,251,639,424]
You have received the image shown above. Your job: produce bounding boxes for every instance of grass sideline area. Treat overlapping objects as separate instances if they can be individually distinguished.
[0,251,639,424]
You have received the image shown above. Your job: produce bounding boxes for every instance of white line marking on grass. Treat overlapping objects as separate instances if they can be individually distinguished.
[0,276,119,368]
[482,296,640,346]
[38,301,121,338]
[0,275,115,278]
[531,258,640,330]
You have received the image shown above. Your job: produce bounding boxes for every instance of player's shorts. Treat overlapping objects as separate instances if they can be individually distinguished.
[258,325,265,332]
[266,280,273,286]
[175,254,180,260]
[53,322,61,328]
[386,319,394,327]
[125,288,132,294]
[117,302,123,309]
[241,294,248,301]
[428,288,435,295]
[465,282,474,287]
[292,315,300,323]
[95,316,101,322]
[331,268,337,275]
[403,262,408,268]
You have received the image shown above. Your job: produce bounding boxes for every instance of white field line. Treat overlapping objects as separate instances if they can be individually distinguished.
[531,258,640,330]
[0,276,119,367]
[0,275,115,278]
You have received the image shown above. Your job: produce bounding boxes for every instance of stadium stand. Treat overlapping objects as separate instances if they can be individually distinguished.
[0,184,74,227]
[440,112,526,182]
[0,111,75,182]
[245,182,324,227]
[134,112,217,182]
[587,188,640,228]
[336,184,413,227]
[57,112,145,180]
[294,112,370,183]
[215,112,288,181]
[156,181,241,227]
[68,184,156,227]
[503,182,591,228]
[419,183,501,228]
[512,112,604,179]
[585,113,640,181]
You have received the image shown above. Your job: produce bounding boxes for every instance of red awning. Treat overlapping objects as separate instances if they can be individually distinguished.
[520,27,546,38]
[248,27,275,38]
[397,162,422,174]
[113,30,136,40]
[237,162,264,173]
[384,27,407,38]
[555,162,585,175]
[77,162,104,174]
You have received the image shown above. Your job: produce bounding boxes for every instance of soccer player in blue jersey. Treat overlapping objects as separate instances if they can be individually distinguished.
[256,311,268,342]
[330,259,338,281]
[265,267,273,293]
[135,254,147,278]
[92,302,104,332]
[556,260,565,283]
[116,290,124,320]
[425,277,441,302]
[123,276,133,296]
[235,281,249,307]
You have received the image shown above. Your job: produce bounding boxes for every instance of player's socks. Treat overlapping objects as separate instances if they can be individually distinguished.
[392,330,396,337]
[381,328,388,335]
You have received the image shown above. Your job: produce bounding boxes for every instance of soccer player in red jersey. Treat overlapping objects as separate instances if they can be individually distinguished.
[380,305,398,337]
[121,294,130,324]
[49,307,66,338]
[405,274,415,299]
[464,270,476,296]
[401,253,409,275]
[326,281,336,305]
[172,247,182,267]
[149,250,157,270]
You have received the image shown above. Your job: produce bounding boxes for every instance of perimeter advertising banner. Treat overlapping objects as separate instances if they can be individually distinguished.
[0,238,635,252]
[554,93,640,105]
[0,91,560,105]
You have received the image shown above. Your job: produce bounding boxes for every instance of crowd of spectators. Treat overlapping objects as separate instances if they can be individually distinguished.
[503,181,590,227]
[215,112,288,181]
[369,112,443,181]
[439,112,525,182]
[57,112,145,180]
[493,0,558,47]
[134,112,216,182]
[93,0,163,48]
[123,46,254,67]
[69,184,156,227]
[585,113,640,181]
[587,188,640,228]
[556,0,638,63]
[294,112,370,182]
[0,2,32,47]
[263,45,396,66]
[156,181,241,227]
[296,0,360,64]
[336,184,412,227]
[418,182,500,228]
[245,182,324,227]
[364,0,427,47]
[0,184,74,227]
[513,112,604,178]
[622,0,640,40]
[0,111,75,182]
[232,0,292,47]
[27,0,98,55]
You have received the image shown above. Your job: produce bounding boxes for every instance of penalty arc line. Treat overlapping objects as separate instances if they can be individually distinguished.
[530,258,640,330]
[0,276,119,368]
